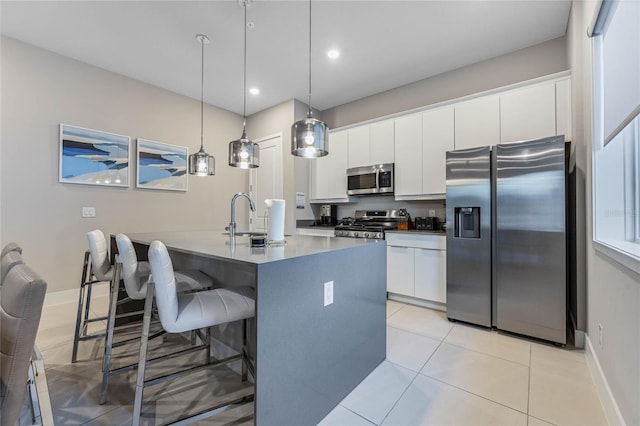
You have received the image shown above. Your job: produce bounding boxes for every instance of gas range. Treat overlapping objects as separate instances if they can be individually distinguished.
[334,210,404,239]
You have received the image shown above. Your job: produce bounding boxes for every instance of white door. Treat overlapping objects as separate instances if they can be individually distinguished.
[250,134,283,233]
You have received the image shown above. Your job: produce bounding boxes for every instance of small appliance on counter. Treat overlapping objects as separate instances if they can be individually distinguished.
[414,216,439,230]
[320,204,337,226]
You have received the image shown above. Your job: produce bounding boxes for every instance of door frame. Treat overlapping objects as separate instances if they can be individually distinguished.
[249,132,283,231]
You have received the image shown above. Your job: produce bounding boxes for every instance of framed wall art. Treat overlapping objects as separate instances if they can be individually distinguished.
[136,138,188,191]
[59,124,130,187]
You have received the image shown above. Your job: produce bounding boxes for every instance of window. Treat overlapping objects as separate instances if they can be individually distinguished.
[592,0,640,269]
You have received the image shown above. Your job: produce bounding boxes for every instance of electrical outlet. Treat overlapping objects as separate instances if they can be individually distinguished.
[428,209,436,217]
[324,281,334,306]
[82,207,96,218]
[598,324,604,348]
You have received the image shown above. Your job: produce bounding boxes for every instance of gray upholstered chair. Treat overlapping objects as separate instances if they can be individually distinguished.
[98,233,214,404]
[0,263,47,426]
[1,250,24,286]
[131,240,255,425]
[1,242,22,259]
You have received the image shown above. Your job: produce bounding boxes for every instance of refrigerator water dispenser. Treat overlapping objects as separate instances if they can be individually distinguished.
[454,207,480,238]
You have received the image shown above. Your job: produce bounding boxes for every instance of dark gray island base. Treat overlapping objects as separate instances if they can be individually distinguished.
[127,231,387,426]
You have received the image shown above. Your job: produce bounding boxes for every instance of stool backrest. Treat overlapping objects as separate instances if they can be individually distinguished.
[0,263,47,426]
[115,234,146,299]
[87,230,112,281]
[148,241,179,331]
[1,251,24,286]
[1,242,22,259]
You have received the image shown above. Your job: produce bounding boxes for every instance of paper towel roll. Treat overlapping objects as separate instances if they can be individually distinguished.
[265,199,285,242]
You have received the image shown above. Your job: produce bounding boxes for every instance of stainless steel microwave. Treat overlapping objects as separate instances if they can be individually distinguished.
[347,163,394,195]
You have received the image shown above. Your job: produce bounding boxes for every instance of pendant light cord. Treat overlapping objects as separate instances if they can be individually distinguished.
[308,0,312,113]
[243,2,248,132]
[200,37,205,151]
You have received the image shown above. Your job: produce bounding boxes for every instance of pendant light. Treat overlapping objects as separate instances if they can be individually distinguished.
[228,0,259,169]
[291,0,328,158]
[188,34,215,176]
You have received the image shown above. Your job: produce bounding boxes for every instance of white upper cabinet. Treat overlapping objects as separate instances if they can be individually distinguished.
[556,78,572,141]
[500,81,556,144]
[347,126,370,168]
[347,120,394,168]
[394,114,423,197]
[454,95,500,150]
[369,120,395,165]
[310,130,349,201]
[422,106,454,196]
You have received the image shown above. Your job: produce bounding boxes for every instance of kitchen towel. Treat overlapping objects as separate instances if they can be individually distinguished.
[265,199,285,242]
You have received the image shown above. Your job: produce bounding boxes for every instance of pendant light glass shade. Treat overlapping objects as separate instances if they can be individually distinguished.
[229,1,260,169]
[228,128,260,169]
[291,111,328,158]
[188,34,215,176]
[291,0,329,158]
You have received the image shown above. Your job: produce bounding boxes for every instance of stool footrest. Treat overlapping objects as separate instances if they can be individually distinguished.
[145,353,242,388]
[167,393,255,426]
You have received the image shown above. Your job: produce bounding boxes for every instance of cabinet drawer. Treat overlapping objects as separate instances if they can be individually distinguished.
[386,232,446,250]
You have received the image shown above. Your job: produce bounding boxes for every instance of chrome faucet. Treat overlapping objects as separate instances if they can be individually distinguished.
[229,192,256,239]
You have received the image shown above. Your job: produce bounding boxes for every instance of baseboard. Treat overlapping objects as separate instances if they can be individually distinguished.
[44,285,110,307]
[387,293,446,312]
[585,335,626,426]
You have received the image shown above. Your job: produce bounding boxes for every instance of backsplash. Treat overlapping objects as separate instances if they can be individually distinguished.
[310,195,446,223]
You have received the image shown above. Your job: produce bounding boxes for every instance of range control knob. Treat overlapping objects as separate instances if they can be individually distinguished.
[364,232,370,238]
[353,232,359,238]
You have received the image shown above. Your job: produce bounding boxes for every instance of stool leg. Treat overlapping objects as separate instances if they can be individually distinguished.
[132,282,154,426]
[241,319,248,382]
[71,251,91,363]
[99,262,121,405]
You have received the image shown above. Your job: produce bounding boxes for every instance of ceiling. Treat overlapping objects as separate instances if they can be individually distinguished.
[1,1,571,116]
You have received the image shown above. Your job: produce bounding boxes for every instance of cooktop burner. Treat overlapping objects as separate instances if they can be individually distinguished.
[334,209,404,239]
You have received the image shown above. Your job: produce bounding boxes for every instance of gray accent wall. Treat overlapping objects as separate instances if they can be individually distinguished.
[322,36,568,128]
[0,36,248,293]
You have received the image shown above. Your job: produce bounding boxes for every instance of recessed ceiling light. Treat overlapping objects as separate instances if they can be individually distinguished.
[327,49,340,60]
[249,87,260,95]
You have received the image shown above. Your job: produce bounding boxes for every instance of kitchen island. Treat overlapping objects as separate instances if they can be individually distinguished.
[126,231,387,426]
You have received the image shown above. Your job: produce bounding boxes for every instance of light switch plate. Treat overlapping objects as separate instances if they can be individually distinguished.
[428,209,436,217]
[324,281,334,306]
[82,207,96,218]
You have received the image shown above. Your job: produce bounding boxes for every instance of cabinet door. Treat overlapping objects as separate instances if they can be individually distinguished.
[422,106,454,195]
[311,131,348,199]
[556,78,571,141]
[394,114,423,196]
[500,82,556,144]
[387,246,415,296]
[455,96,500,150]
[347,126,370,168]
[370,120,395,165]
[414,248,446,303]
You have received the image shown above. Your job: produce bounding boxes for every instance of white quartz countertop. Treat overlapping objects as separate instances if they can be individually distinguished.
[127,230,382,265]
[385,230,446,236]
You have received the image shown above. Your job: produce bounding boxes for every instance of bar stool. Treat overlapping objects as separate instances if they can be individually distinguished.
[1,250,24,286]
[71,230,116,363]
[1,242,22,259]
[132,240,255,426]
[99,233,214,404]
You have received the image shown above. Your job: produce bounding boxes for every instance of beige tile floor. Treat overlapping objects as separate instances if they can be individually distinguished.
[32,297,608,426]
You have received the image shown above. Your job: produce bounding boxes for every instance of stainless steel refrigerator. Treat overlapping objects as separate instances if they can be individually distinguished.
[445,136,572,344]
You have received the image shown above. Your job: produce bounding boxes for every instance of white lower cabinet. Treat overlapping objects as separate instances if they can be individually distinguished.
[386,232,446,304]
[414,248,446,303]
[387,245,414,296]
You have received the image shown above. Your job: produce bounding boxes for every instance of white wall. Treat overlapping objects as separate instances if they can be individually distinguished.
[1,37,249,293]
[568,1,640,424]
